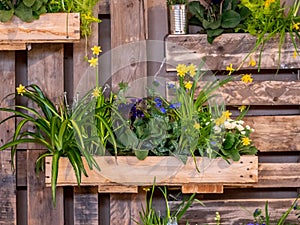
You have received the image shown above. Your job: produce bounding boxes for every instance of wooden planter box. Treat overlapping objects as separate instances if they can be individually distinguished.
[45,155,258,193]
[0,13,80,50]
[166,33,300,71]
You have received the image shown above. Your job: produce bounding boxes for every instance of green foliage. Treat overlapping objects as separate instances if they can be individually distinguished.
[188,0,251,43]
[134,180,199,225]
[239,0,300,71]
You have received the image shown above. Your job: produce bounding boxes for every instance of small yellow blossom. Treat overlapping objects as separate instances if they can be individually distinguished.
[238,105,247,112]
[241,137,251,146]
[187,64,197,77]
[92,87,101,97]
[184,81,193,90]
[223,110,232,119]
[249,57,256,67]
[194,123,200,129]
[215,116,226,126]
[91,46,102,56]
[264,0,275,8]
[88,57,98,68]
[293,22,300,30]
[241,74,253,83]
[176,64,188,77]
[16,84,26,96]
[226,64,235,75]
[143,187,150,192]
[293,51,298,59]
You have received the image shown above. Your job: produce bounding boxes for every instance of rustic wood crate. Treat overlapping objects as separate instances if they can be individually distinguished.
[0,13,80,50]
[166,33,300,71]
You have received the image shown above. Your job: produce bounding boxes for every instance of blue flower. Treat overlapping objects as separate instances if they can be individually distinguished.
[159,107,166,114]
[167,83,175,89]
[154,97,162,107]
[170,102,181,109]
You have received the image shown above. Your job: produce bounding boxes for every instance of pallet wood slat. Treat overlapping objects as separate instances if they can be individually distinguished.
[166,33,300,71]
[0,51,16,225]
[45,156,258,189]
[0,13,80,47]
[244,115,300,152]
[182,184,224,194]
[74,187,99,225]
[98,185,138,193]
[173,198,300,224]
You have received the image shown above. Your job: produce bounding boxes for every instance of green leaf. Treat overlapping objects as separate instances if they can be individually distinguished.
[221,10,241,28]
[23,0,36,7]
[223,132,237,150]
[203,19,221,30]
[0,9,13,22]
[14,2,34,22]
[51,151,61,207]
[188,1,204,23]
[134,149,149,160]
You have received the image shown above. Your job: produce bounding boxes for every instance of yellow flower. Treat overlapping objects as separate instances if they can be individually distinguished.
[293,22,300,30]
[92,87,101,97]
[226,64,235,75]
[241,74,253,83]
[249,57,256,67]
[184,81,193,90]
[88,57,98,68]
[176,64,188,77]
[241,137,251,146]
[238,105,247,112]
[16,84,26,96]
[143,187,150,192]
[215,116,226,126]
[187,64,197,77]
[91,46,102,56]
[223,110,232,119]
[264,0,275,8]
[293,51,298,59]
[194,123,200,129]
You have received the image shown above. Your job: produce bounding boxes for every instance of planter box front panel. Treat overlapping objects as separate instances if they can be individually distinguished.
[0,13,80,45]
[45,156,258,188]
[166,33,300,71]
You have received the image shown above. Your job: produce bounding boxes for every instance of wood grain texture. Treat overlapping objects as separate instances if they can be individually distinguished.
[0,51,16,225]
[244,115,300,152]
[27,150,64,225]
[74,187,98,225]
[45,156,258,187]
[231,163,300,188]
[98,185,138,193]
[110,188,146,225]
[173,198,300,224]
[214,81,300,105]
[99,0,110,14]
[0,13,80,43]
[110,0,147,95]
[27,44,64,149]
[0,43,26,50]
[182,184,224,193]
[166,34,300,71]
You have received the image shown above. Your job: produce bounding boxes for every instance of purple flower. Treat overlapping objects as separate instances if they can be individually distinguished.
[154,97,162,107]
[167,83,175,89]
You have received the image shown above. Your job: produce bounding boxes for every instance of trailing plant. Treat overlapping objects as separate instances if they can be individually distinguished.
[167,0,188,5]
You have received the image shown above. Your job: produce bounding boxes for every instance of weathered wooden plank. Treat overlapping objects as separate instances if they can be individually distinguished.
[0,13,80,43]
[98,185,138,193]
[166,34,300,71]
[110,188,146,225]
[0,51,16,225]
[0,43,26,50]
[45,156,258,187]
[244,115,300,152]
[74,187,98,225]
[182,184,224,194]
[212,81,300,105]
[16,150,27,187]
[110,0,147,95]
[27,44,64,149]
[27,150,64,225]
[173,198,300,224]
[231,163,300,188]
[99,0,110,14]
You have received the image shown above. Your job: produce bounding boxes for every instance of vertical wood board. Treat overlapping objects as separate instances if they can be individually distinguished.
[0,51,16,225]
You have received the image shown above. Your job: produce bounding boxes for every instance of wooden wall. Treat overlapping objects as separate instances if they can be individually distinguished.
[0,0,300,225]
